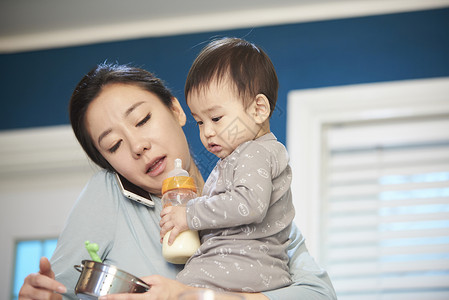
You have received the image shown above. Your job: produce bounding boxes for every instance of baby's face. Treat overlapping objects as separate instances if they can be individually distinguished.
[187,78,261,159]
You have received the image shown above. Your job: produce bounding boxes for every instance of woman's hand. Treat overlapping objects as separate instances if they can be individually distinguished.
[18,257,66,300]
[99,275,195,300]
[97,275,270,300]
[159,206,188,244]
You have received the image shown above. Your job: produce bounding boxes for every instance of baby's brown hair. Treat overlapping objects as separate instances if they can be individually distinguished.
[185,37,279,117]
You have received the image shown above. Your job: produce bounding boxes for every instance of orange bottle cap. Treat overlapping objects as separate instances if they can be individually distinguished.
[162,176,197,194]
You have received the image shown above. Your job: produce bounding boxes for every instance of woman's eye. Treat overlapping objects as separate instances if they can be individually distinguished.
[108,140,122,153]
[136,113,151,127]
[212,116,222,122]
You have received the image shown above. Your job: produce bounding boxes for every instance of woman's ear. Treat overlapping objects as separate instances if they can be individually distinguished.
[170,97,187,126]
[249,94,271,124]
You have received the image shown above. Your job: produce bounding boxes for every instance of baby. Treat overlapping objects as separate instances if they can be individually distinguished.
[160,37,295,292]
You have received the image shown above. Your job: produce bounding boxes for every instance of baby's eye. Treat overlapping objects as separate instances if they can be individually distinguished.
[136,113,151,127]
[196,120,204,126]
[108,140,122,153]
[212,116,222,122]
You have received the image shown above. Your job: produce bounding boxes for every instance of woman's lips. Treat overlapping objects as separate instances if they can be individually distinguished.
[146,156,166,177]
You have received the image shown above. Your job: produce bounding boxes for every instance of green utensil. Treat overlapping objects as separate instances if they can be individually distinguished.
[85,240,102,263]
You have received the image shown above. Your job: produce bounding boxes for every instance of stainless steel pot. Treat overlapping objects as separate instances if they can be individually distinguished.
[74,260,150,300]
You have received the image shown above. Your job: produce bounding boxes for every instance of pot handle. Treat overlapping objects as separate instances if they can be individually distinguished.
[74,265,84,273]
[135,280,151,291]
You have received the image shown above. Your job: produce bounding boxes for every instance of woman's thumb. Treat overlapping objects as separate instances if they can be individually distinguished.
[39,257,55,278]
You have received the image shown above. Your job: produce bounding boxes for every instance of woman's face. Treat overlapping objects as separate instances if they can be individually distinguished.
[85,83,190,196]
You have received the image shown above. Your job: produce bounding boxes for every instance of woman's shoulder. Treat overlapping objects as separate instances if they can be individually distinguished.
[84,169,117,190]
[88,168,116,183]
[75,169,122,209]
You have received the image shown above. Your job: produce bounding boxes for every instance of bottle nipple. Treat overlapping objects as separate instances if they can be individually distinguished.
[167,158,189,178]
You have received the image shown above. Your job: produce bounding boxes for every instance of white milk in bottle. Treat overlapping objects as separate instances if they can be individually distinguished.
[161,158,200,264]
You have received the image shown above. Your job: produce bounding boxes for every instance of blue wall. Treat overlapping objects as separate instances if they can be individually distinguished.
[1,8,448,175]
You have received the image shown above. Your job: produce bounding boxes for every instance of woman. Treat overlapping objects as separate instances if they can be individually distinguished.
[18,63,336,300]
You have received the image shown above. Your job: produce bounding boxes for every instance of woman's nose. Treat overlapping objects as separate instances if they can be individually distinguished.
[131,138,151,158]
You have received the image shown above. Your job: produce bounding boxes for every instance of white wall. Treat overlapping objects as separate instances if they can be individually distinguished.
[0,126,97,299]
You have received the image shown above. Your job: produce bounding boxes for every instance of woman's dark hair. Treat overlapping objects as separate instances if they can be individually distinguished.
[69,63,174,171]
[185,37,279,117]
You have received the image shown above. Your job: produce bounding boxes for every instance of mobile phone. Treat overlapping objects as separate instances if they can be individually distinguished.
[115,173,155,207]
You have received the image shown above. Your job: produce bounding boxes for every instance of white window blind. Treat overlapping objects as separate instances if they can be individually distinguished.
[322,116,449,300]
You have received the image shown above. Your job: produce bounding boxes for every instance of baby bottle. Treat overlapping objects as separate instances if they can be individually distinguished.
[161,158,201,264]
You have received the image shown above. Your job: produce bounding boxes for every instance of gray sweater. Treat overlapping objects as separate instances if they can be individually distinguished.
[180,133,295,292]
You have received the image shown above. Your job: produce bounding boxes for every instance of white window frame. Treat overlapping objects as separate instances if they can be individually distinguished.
[286,77,449,259]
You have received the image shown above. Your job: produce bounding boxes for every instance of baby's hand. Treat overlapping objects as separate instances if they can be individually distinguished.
[160,206,188,245]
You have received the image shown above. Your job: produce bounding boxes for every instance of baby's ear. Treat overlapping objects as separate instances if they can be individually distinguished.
[250,94,271,124]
